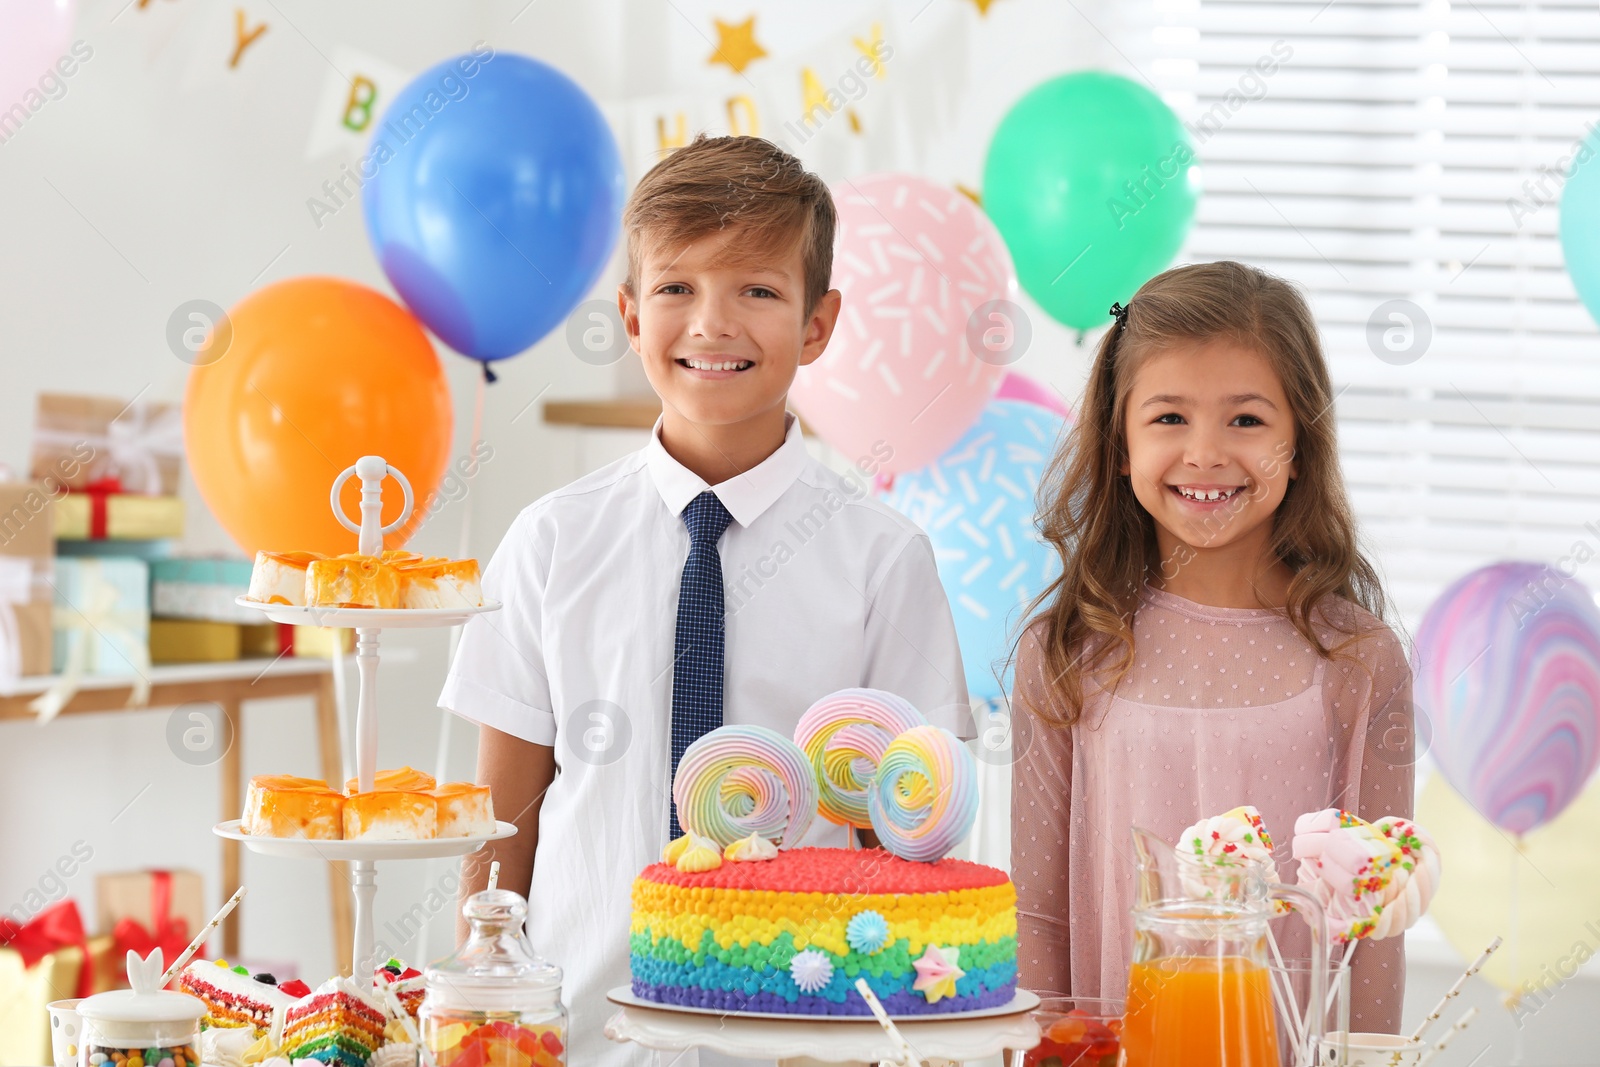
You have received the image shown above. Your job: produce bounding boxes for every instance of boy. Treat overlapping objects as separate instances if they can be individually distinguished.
[439,134,968,1066]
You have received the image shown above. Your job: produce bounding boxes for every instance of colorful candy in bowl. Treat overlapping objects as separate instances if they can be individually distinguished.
[1019,997,1123,1067]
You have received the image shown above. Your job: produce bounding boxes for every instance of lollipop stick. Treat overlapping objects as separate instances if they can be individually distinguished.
[854,978,922,1067]
[487,860,501,891]
[1409,937,1501,1044]
[1266,928,1306,1055]
[159,885,246,987]
[1416,1006,1478,1066]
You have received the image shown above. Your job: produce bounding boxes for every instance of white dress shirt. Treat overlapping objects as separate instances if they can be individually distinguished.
[438,412,969,1067]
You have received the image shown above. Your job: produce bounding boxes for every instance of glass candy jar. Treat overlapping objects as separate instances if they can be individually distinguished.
[77,950,204,1067]
[421,888,567,1067]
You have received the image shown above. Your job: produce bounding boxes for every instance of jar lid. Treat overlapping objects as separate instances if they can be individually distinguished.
[78,987,206,1025]
[424,888,563,1012]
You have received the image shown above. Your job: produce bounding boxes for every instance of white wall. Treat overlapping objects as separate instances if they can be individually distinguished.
[0,1,1591,1062]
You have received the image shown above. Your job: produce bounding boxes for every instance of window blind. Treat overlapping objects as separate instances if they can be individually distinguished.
[1142,0,1600,633]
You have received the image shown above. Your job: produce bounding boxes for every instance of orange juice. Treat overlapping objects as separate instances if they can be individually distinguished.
[1121,956,1280,1067]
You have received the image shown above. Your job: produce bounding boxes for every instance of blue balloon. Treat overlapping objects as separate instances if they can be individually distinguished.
[363,52,626,363]
[881,400,1066,702]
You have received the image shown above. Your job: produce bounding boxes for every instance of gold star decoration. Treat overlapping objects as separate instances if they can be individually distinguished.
[955,183,983,207]
[965,0,1002,14]
[708,16,768,75]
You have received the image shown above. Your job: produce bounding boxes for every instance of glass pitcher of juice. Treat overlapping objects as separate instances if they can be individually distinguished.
[1120,826,1328,1067]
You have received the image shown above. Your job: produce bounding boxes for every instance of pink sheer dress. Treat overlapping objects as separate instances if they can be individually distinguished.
[1011,581,1414,1032]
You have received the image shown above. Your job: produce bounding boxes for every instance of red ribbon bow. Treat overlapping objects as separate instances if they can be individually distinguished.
[78,475,126,540]
[0,898,93,999]
[110,870,192,988]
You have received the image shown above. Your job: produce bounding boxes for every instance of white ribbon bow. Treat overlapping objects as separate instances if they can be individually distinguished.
[30,558,151,723]
[33,399,183,496]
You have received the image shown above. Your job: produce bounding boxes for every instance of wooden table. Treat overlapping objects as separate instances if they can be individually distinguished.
[0,657,354,974]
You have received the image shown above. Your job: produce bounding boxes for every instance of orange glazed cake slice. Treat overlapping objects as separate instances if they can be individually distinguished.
[305,553,401,609]
[395,556,482,609]
[432,781,496,837]
[343,790,436,840]
[242,775,344,840]
[343,766,436,794]
[246,550,324,606]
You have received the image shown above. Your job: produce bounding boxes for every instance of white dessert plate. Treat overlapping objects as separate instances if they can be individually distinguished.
[213,819,517,860]
[233,595,502,629]
[606,986,1039,1023]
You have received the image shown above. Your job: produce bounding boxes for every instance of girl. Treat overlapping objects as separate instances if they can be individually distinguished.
[1011,261,1415,1032]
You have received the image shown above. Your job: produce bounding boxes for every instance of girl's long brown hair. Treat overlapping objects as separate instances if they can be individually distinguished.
[1022,260,1393,727]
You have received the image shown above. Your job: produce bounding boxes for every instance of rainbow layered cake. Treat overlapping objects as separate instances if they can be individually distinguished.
[630,846,1017,1015]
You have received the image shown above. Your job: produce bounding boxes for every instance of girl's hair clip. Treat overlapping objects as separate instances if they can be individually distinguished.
[1109,301,1131,331]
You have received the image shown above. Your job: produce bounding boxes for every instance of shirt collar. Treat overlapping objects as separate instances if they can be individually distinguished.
[645,411,809,528]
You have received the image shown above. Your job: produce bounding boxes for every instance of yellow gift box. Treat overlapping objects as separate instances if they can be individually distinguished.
[0,935,115,1067]
[150,619,242,664]
[294,625,354,659]
[53,494,184,541]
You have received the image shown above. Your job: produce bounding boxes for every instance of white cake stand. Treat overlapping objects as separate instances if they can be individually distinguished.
[220,454,512,974]
[604,988,1041,1067]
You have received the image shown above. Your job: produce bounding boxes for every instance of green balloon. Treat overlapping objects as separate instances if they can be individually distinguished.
[983,71,1200,332]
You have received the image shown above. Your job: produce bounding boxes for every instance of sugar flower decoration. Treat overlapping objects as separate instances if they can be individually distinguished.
[912,943,965,1003]
[846,910,890,956]
[789,948,834,994]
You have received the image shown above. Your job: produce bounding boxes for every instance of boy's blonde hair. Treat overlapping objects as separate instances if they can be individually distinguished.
[1021,260,1394,727]
[622,133,837,315]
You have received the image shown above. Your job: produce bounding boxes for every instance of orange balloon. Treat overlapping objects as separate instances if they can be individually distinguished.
[184,276,453,557]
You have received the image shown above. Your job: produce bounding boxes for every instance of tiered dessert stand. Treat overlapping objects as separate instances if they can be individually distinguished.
[216,455,514,974]
[604,987,1041,1067]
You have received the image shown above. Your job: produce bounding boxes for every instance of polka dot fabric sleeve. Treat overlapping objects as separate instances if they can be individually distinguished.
[1011,623,1075,995]
[1331,623,1416,1033]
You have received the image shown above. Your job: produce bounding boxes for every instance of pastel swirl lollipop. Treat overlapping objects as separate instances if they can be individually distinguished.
[795,688,927,828]
[673,725,817,849]
[867,725,978,862]
[1291,807,1365,886]
[1367,815,1442,940]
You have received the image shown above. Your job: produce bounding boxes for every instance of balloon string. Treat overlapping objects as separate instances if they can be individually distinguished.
[1511,845,1523,1067]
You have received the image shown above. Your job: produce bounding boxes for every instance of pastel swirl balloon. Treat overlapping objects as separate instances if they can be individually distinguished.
[1415,562,1600,835]
[795,688,928,828]
[673,725,817,849]
[867,725,978,862]
[1367,815,1442,940]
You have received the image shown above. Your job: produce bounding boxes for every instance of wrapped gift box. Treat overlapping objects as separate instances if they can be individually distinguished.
[0,900,115,1066]
[293,625,354,658]
[149,557,258,623]
[0,481,55,681]
[240,623,283,658]
[50,558,149,680]
[54,492,184,541]
[95,870,205,986]
[29,393,183,497]
[150,619,241,663]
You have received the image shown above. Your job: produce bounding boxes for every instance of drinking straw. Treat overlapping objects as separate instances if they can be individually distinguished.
[854,978,922,1067]
[159,885,247,987]
[1409,937,1501,1043]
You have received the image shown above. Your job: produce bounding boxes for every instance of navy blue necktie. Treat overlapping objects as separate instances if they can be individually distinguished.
[668,490,734,840]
